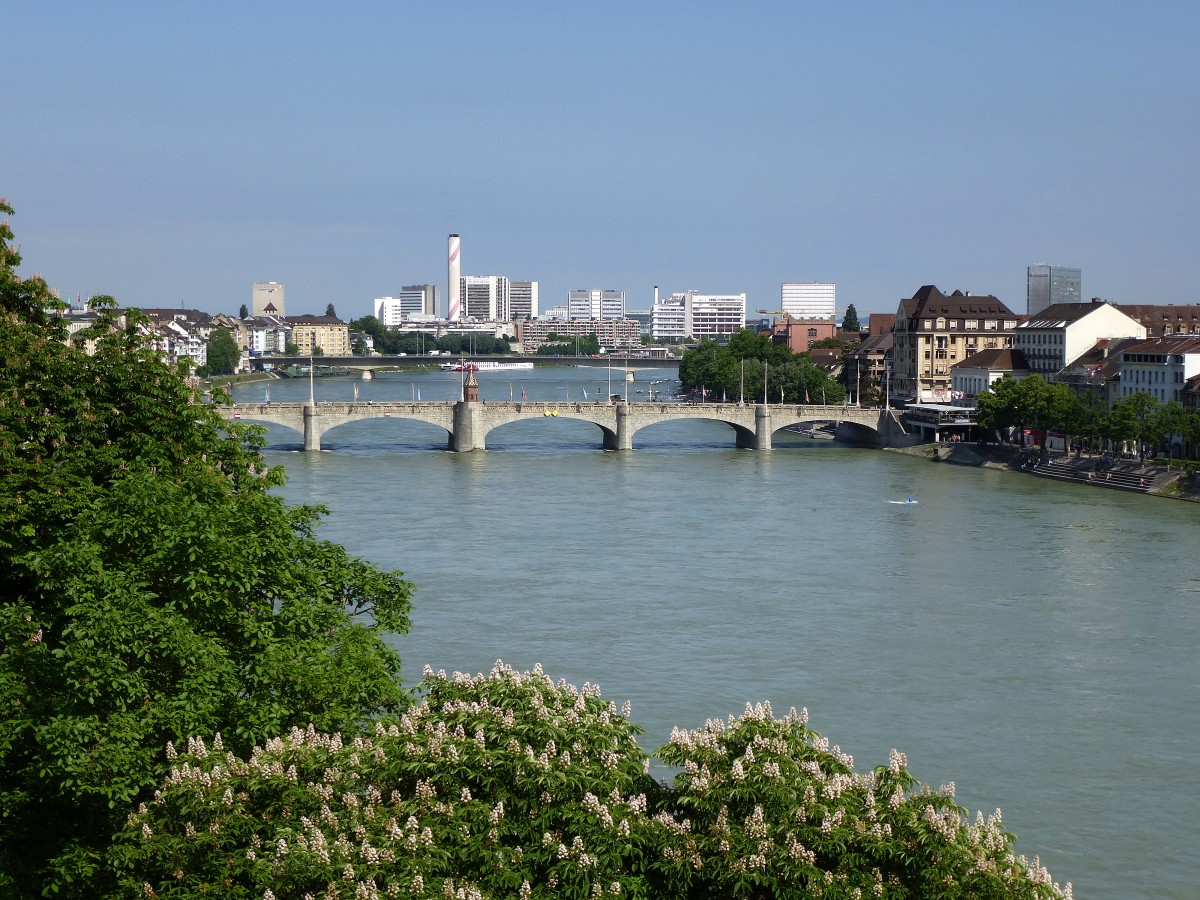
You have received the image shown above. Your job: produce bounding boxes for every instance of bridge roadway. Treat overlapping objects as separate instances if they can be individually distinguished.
[248,354,679,372]
[219,400,906,452]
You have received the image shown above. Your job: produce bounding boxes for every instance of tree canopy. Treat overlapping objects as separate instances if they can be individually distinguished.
[679,334,845,405]
[204,326,240,375]
[841,303,861,332]
[117,663,1070,900]
[974,374,1200,458]
[0,202,414,897]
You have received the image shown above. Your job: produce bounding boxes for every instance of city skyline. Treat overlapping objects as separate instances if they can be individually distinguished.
[6,3,1199,318]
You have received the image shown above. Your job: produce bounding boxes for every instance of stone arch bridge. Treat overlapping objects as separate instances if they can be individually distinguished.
[218,401,911,452]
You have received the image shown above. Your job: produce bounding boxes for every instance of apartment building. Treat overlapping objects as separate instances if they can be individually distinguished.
[1013,301,1145,378]
[285,315,350,356]
[517,318,642,352]
[1117,336,1200,404]
[891,285,1018,403]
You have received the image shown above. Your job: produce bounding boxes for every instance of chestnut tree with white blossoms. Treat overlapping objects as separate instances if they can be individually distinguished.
[116,662,1070,900]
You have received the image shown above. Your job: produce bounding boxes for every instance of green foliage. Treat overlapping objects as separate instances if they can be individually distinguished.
[841,304,861,333]
[205,327,240,375]
[326,303,337,317]
[0,203,414,897]
[810,337,856,352]
[536,333,600,356]
[284,341,301,356]
[118,663,1070,900]
[679,336,844,404]
[239,303,249,319]
[974,376,1075,446]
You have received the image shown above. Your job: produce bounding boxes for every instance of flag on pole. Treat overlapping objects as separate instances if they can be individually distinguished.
[521,388,527,399]
[583,388,588,400]
[353,384,359,401]
[805,389,811,403]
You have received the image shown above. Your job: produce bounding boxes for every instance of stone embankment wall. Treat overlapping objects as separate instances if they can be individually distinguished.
[883,442,1200,502]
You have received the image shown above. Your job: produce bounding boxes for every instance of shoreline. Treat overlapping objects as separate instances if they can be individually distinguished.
[882,442,1200,502]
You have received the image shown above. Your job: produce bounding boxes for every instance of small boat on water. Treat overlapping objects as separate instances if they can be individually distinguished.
[440,360,535,372]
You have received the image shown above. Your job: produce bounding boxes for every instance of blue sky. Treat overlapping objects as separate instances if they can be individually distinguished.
[6,1,1199,319]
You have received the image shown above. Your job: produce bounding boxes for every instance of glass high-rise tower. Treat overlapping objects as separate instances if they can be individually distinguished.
[1027,265,1081,315]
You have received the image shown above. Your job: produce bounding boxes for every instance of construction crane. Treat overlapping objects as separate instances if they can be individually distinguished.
[755,309,791,324]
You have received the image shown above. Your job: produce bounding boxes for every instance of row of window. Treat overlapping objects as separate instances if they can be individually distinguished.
[919,318,1017,331]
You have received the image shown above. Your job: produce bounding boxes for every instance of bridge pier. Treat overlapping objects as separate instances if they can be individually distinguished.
[451,400,486,452]
[304,404,321,452]
[755,405,772,450]
[613,404,633,451]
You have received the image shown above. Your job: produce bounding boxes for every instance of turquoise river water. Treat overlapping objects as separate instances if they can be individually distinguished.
[234,367,1200,899]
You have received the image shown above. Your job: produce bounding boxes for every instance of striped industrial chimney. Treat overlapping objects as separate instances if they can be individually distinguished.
[448,234,461,321]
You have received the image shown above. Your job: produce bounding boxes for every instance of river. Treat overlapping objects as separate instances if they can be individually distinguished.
[234,367,1200,899]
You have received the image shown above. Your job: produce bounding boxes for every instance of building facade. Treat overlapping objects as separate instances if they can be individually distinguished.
[1112,303,1200,337]
[1026,265,1081,316]
[771,319,838,353]
[375,285,439,327]
[892,285,1019,403]
[509,281,539,320]
[517,318,642,352]
[252,282,285,318]
[651,291,746,341]
[460,275,510,321]
[567,290,625,321]
[950,348,1030,401]
[285,315,350,356]
[1117,337,1200,404]
[781,282,836,320]
[1013,300,1146,378]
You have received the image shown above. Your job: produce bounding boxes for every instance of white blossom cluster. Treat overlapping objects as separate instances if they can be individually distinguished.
[128,661,655,899]
[126,662,1070,900]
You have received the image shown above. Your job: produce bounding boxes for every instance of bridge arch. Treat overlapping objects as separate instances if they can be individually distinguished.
[475,403,620,451]
[318,415,453,448]
[626,414,758,449]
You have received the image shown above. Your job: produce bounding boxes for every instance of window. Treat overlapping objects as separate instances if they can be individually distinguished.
[808,328,817,338]
[936,318,946,330]
[984,320,997,330]
[923,319,932,330]
[949,319,958,329]
[965,319,978,329]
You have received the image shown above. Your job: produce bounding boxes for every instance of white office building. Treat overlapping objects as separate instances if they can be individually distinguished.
[651,291,746,340]
[374,285,438,327]
[460,275,510,321]
[509,281,539,320]
[781,282,835,320]
[252,281,285,318]
[567,289,625,321]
